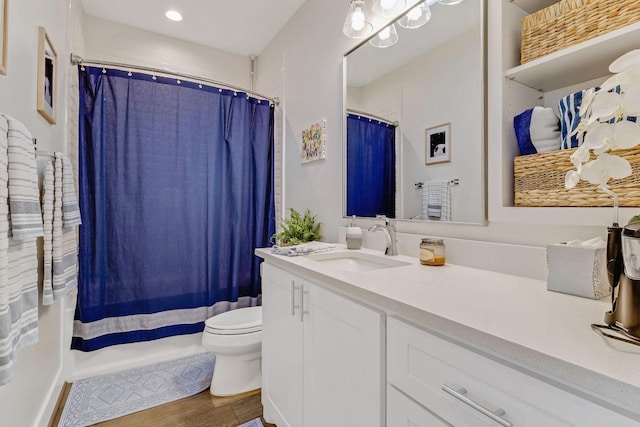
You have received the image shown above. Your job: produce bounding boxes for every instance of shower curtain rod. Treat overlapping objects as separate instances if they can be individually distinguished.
[70,53,280,106]
[346,108,399,126]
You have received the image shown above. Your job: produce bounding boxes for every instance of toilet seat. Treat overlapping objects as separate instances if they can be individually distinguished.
[205,306,262,335]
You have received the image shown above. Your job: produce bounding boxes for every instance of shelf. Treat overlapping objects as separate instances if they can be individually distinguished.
[505,22,640,92]
[511,0,557,15]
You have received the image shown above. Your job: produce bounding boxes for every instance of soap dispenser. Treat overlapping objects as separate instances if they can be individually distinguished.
[346,215,362,250]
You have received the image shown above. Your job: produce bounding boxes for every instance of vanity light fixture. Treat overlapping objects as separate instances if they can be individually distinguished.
[397,2,431,29]
[372,0,407,18]
[438,0,465,5]
[343,0,374,39]
[164,9,183,22]
[369,23,399,48]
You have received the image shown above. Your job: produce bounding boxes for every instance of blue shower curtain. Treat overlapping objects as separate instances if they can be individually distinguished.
[346,114,396,218]
[73,66,275,351]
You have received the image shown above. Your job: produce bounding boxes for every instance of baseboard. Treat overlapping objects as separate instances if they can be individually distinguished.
[36,366,64,427]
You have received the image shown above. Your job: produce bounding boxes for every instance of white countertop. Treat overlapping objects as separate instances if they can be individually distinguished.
[256,246,640,419]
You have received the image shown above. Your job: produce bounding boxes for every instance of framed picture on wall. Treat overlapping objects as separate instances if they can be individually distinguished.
[0,0,7,75]
[37,26,56,124]
[425,122,451,165]
[301,119,326,164]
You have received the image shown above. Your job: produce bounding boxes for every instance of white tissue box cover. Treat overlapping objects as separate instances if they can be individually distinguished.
[546,243,610,300]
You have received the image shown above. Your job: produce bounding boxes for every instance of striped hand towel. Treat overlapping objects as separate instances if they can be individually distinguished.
[42,153,80,305]
[41,159,55,305]
[61,156,81,228]
[4,115,44,240]
[422,180,451,221]
[0,114,40,385]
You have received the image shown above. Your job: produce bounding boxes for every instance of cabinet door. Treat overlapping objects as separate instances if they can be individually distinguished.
[387,385,451,427]
[261,263,304,427]
[303,282,383,427]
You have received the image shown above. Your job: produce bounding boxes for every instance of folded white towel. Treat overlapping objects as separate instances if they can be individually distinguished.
[0,114,39,385]
[271,241,336,257]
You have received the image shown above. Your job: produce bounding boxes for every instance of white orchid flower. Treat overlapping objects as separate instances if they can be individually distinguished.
[609,49,640,74]
[564,170,581,189]
[580,153,632,188]
[564,50,640,194]
[582,120,640,154]
[588,91,623,124]
[570,144,590,172]
[622,87,640,115]
[579,88,598,119]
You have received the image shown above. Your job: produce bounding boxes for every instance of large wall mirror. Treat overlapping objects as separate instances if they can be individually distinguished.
[343,0,486,224]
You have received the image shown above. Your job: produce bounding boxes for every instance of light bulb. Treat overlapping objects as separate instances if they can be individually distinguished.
[351,8,365,31]
[407,6,422,20]
[378,27,391,40]
[164,10,183,22]
[380,0,397,9]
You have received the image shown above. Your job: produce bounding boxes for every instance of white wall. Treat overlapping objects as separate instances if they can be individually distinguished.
[351,27,483,223]
[0,0,82,426]
[257,0,604,246]
[82,15,252,88]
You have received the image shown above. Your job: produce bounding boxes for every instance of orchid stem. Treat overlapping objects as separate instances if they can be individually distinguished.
[601,187,619,226]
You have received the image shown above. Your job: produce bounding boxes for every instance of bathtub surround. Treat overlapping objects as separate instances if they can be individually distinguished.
[0,114,44,386]
[73,65,275,351]
[58,353,215,426]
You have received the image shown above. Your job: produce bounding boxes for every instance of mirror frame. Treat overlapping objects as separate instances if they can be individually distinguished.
[342,0,488,225]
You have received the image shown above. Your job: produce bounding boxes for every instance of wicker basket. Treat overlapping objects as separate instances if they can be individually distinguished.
[514,146,640,207]
[521,0,640,64]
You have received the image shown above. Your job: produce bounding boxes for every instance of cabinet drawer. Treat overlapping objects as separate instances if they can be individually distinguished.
[387,317,637,427]
[387,385,450,427]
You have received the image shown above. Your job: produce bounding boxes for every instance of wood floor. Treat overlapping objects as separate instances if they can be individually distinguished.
[49,385,277,427]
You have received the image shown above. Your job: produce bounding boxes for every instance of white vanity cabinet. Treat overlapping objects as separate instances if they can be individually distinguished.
[261,262,384,427]
[387,317,638,427]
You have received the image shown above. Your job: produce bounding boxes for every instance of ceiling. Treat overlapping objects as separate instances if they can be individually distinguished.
[81,0,308,57]
[347,0,480,88]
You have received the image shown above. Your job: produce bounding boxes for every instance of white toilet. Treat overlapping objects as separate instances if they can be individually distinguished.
[201,306,262,396]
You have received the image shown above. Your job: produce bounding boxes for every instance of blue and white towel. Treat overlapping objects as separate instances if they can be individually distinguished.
[271,241,336,257]
[42,153,81,305]
[423,180,451,221]
[558,86,638,150]
[0,114,41,385]
[558,89,586,149]
[513,106,561,155]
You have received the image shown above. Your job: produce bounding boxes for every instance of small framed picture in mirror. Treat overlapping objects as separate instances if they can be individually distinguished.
[37,26,56,124]
[425,123,450,165]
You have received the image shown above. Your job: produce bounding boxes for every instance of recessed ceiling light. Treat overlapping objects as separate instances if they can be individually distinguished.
[165,10,183,22]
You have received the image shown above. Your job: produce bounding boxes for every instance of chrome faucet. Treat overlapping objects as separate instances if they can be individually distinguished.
[368,215,399,256]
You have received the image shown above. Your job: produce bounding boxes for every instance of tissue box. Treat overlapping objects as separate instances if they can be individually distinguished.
[546,243,610,300]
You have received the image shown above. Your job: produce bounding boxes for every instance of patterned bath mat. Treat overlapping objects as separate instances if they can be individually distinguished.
[58,353,216,427]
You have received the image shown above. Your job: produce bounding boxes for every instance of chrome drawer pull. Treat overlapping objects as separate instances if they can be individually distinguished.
[442,384,512,427]
[300,284,310,322]
[291,280,300,316]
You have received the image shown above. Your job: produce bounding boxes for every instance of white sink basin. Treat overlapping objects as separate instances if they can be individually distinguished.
[307,251,411,272]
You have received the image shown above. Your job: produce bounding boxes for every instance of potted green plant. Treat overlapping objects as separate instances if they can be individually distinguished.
[272,208,322,246]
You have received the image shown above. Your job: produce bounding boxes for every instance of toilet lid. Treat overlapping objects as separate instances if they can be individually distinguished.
[205,306,262,335]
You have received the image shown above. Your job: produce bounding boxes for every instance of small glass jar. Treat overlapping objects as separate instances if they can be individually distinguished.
[420,238,446,266]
